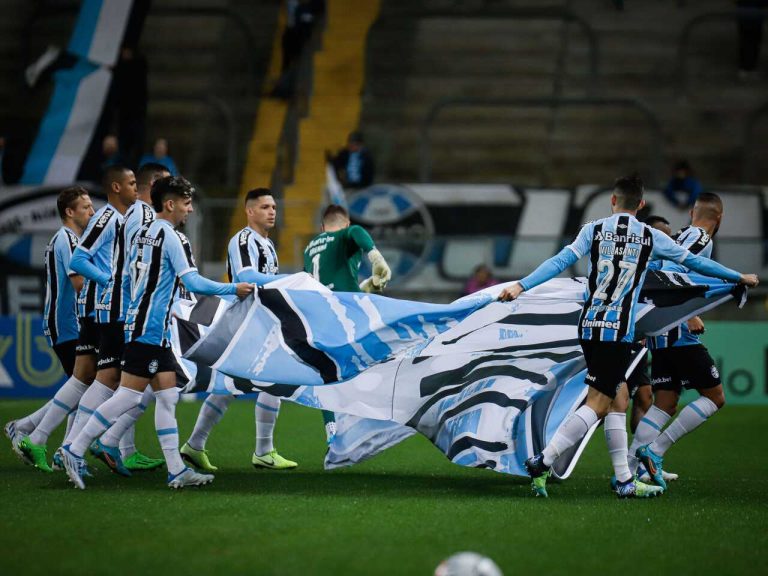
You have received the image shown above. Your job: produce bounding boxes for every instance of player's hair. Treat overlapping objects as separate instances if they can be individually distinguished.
[693,191,723,219]
[245,188,272,204]
[613,173,644,210]
[644,215,669,228]
[136,162,170,188]
[322,204,349,226]
[57,186,90,220]
[151,176,195,212]
[102,164,131,192]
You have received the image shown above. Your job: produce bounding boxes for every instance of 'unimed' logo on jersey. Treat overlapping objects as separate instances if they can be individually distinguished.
[594,230,651,245]
[581,318,621,330]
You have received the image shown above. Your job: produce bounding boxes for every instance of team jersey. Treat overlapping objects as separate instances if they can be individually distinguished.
[226,227,279,282]
[42,226,80,346]
[72,204,123,321]
[518,213,741,343]
[124,220,198,347]
[100,199,155,324]
[648,225,713,349]
[303,225,375,291]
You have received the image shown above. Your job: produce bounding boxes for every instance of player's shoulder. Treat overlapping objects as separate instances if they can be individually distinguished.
[62,227,80,249]
[233,227,252,246]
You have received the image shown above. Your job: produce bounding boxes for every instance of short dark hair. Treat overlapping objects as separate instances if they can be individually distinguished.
[57,186,89,220]
[245,188,272,204]
[695,191,722,208]
[102,164,131,191]
[644,215,669,228]
[137,162,170,188]
[322,204,349,224]
[151,176,194,212]
[613,173,644,210]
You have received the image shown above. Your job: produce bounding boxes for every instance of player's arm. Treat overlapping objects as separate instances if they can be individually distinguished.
[171,232,251,297]
[237,268,288,286]
[499,223,592,301]
[651,230,758,286]
[349,225,391,291]
[70,220,114,286]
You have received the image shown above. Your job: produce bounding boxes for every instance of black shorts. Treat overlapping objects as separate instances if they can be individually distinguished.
[627,346,650,390]
[96,322,125,370]
[121,341,178,379]
[76,316,99,356]
[53,339,77,377]
[651,345,721,393]
[580,339,634,399]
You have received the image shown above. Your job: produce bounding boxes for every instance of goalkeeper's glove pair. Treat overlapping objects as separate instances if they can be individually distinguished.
[359,249,391,293]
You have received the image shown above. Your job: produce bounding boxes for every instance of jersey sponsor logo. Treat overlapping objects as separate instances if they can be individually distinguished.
[136,235,162,247]
[594,230,651,245]
[587,304,624,314]
[142,204,154,222]
[94,208,113,229]
[697,232,711,246]
[585,373,597,383]
[581,318,621,330]
[65,229,79,250]
[239,229,250,246]
[651,376,671,385]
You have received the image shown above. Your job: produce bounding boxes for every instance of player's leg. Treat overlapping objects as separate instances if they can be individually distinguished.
[18,339,93,471]
[647,346,723,463]
[181,392,234,472]
[251,392,297,470]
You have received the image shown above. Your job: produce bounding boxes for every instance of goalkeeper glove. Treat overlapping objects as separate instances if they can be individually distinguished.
[367,249,391,289]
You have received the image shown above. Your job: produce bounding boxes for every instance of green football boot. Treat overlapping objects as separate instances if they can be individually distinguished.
[524,453,551,498]
[124,451,165,471]
[180,442,218,472]
[18,436,52,472]
[251,449,298,470]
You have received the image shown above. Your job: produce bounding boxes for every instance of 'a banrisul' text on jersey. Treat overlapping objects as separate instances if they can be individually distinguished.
[43,226,80,346]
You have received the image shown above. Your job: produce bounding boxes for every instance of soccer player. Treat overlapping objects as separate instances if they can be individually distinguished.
[302,204,391,441]
[180,188,296,472]
[58,176,253,489]
[16,169,139,471]
[633,193,731,490]
[88,163,170,475]
[498,174,758,498]
[4,187,94,462]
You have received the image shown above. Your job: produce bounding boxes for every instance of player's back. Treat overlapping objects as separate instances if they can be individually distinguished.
[304,227,367,292]
[577,213,656,343]
[125,219,193,347]
[43,226,79,345]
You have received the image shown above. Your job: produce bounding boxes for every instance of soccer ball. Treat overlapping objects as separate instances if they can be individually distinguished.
[434,552,503,576]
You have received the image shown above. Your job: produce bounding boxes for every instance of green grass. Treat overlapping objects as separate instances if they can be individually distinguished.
[1,400,766,576]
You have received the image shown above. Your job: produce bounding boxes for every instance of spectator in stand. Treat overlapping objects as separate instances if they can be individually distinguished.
[272,0,326,98]
[327,131,375,189]
[663,160,703,209]
[101,135,127,173]
[139,138,178,176]
[463,264,498,296]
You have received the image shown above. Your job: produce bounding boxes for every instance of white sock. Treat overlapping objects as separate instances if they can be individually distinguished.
[154,388,185,475]
[64,412,76,439]
[29,377,88,445]
[255,393,281,456]
[605,412,632,482]
[628,405,671,474]
[64,380,114,445]
[650,396,719,456]
[541,405,599,466]
[16,401,52,434]
[69,387,143,457]
[187,394,233,451]
[119,389,154,458]
[98,386,153,453]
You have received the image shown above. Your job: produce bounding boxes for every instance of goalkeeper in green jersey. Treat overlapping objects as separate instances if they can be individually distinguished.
[303,204,392,442]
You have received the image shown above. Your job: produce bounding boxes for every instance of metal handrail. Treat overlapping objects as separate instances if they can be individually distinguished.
[676,8,767,96]
[22,2,260,95]
[742,98,768,183]
[419,97,664,183]
[364,7,600,98]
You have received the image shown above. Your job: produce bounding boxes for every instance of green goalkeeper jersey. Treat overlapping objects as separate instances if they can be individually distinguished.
[303,225,375,292]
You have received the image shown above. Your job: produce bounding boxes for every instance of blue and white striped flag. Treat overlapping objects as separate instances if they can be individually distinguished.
[172,271,744,479]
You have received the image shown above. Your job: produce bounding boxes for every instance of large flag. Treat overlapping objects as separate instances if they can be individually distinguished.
[172,271,744,479]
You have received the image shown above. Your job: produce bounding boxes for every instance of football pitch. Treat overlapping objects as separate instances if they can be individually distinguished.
[1,400,766,576]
